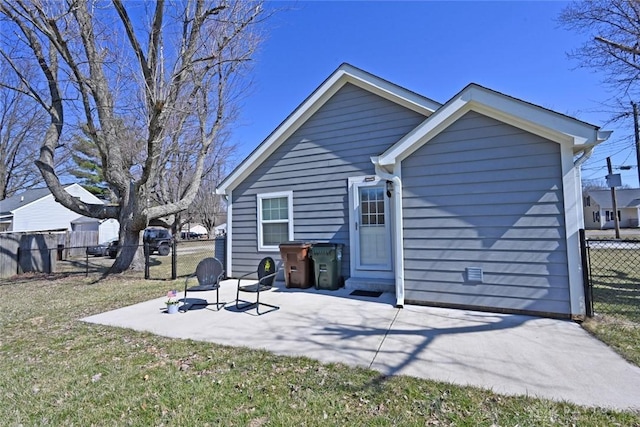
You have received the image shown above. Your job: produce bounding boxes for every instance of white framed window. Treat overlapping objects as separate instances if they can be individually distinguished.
[605,210,621,222]
[257,191,293,251]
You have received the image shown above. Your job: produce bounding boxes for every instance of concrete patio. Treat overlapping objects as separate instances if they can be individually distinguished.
[82,280,640,412]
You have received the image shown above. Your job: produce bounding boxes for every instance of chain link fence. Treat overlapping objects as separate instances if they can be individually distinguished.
[1,237,224,282]
[583,234,640,325]
[146,239,219,280]
[6,228,638,325]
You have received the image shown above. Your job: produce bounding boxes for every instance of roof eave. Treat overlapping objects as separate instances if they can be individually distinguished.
[378,84,610,166]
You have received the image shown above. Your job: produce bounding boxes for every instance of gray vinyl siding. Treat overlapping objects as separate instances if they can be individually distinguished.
[231,83,427,277]
[401,111,570,315]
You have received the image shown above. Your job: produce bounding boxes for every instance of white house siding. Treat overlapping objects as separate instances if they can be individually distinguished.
[583,190,640,229]
[230,83,427,277]
[583,199,602,230]
[99,218,120,242]
[602,208,639,228]
[11,184,103,232]
[401,111,570,316]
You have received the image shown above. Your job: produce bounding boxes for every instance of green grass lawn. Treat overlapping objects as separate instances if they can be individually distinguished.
[55,246,214,280]
[583,246,640,366]
[587,248,640,322]
[1,275,638,426]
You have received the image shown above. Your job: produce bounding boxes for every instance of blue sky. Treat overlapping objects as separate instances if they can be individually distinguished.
[229,1,639,188]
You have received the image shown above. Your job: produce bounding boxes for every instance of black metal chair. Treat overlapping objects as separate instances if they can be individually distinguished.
[182,257,225,312]
[236,257,279,315]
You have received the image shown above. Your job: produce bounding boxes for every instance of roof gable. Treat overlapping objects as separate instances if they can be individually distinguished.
[1,187,54,215]
[0,183,103,215]
[216,63,441,194]
[588,189,640,208]
[377,84,610,167]
[71,216,100,224]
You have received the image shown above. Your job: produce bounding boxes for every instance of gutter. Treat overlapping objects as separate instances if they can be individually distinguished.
[574,130,612,167]
[371,157,405,308]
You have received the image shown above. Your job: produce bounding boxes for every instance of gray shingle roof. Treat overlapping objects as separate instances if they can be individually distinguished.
[587,189,640,209]
[0,187,54,215]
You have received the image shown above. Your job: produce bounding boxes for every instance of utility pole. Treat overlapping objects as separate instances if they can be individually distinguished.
[633,102,640,188]
[607,157,621,239]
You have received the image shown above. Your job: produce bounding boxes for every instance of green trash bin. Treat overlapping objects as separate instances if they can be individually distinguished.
[310,243,343,290]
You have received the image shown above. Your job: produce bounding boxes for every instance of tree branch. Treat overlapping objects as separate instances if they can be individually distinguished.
[595,35,640,57]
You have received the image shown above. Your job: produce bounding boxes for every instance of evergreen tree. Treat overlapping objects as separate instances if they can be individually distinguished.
[69,136,109,199]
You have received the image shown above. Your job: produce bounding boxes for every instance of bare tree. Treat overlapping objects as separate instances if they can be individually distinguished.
[561,1,640,97]
[0,0,265,272]
[560,1,640,119]
[154,124,235,237]
[190,169,228,238]
[561,1,640,186]
[0,63,47,199]
[200,195,227,237]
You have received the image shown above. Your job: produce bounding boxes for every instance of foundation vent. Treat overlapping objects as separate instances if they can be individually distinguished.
[466,267,483,283]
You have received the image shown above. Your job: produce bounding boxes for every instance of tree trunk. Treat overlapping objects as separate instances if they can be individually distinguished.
[110,226,145,273]
[109,183,147,273]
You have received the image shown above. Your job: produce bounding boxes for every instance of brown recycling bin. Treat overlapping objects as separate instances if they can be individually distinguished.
[279,241,313,288]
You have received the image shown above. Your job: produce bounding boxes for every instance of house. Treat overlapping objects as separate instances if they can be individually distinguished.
[583,189,640,229]
[180,224,209,239]
[0,183,117,242]
[71,216,120,242]
[214,223,227,236]
[216,64,611,319]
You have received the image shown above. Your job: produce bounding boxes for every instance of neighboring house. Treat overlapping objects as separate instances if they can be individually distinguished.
[71,216,120,243]
[216,64,611,319]
[214,223,227,236]
[180,224,208,238]
[583,189,640,229]
[0,183,118,242]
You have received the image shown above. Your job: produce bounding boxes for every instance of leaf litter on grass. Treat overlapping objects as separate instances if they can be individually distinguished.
[0,275,639,426]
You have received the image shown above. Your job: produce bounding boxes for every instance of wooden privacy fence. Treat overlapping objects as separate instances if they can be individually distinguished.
[66,231,98,257]
[0,232,62,278]
[0,235,225,281]
[0,230,99,279]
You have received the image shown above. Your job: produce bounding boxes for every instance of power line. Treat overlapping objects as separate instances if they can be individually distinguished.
[581,164,637,171]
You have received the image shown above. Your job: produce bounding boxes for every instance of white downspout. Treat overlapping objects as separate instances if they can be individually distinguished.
[372,157,404,308]
[573,146,594,168]
[223,192,232,277]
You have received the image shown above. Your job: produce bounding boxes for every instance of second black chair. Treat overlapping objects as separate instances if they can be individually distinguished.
[236,257,279,315]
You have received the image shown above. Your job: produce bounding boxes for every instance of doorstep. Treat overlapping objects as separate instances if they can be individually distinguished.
[345,277,394,293]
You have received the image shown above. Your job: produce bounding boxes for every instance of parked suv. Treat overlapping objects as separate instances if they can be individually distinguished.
[108,239,119,259]
[143,228,172,256]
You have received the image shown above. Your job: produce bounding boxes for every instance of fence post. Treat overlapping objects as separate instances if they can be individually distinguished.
[16,247,21,275]
[171,239,177,280]
[47,248,53,274]
[144,242,150,280]
[579,229,593,317]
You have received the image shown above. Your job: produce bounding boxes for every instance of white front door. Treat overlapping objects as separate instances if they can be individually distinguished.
[349,177,393,278]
